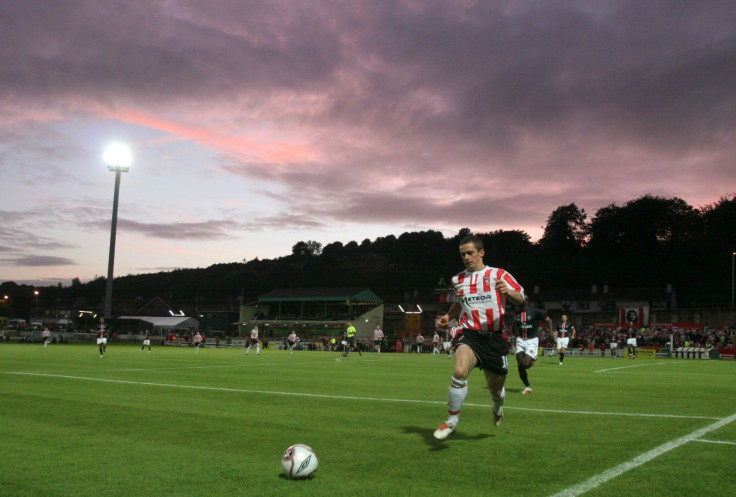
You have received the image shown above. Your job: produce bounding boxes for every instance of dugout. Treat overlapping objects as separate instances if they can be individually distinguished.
[239,287,384,341]
[118,316,200,336]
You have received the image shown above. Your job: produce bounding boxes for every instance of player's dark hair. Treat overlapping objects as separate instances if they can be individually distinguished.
[459,234,483,251]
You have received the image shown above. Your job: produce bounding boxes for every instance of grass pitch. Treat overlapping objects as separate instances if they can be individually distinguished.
[1,343,734,497]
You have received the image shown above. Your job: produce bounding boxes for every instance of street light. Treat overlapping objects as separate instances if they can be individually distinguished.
[103,143,132,319]
[33,290,39,317]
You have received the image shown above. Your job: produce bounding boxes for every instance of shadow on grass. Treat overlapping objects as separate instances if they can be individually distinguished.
[402,425,492,451]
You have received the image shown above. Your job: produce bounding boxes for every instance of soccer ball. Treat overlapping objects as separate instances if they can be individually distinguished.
[281,444,318,479]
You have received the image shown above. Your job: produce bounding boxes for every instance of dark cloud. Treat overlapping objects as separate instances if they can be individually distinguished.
[5,255,76,267]
[0,221,74,252]
[1,0,735,281]
[115,219,240,240]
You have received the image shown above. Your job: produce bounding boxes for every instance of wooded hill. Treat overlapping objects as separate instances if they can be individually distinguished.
[2,194,734,317]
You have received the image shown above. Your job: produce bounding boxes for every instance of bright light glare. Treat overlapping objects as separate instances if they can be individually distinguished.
[104,143,132,171]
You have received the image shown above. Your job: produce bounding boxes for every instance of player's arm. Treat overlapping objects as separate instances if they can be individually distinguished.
[495,280,525,307]
[438,302,461,327]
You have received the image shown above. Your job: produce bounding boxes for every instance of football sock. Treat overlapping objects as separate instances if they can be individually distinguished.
[491,387,506,413]
[518,367,529,387]
[559,353,565,363]
[447,376,468,425]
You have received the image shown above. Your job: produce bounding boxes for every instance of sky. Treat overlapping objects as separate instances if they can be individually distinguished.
[1,0,735,287]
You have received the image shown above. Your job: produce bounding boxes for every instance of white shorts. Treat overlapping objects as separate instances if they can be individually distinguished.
[443,341,452,350]
[610,342,618,349]
[143,339,151,346]
[97,338,107,345]
[627,338,637,347]
[556,337,570,349]
[515,337,539,361]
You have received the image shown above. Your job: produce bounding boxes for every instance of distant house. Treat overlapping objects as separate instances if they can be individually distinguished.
[526,284,676,326]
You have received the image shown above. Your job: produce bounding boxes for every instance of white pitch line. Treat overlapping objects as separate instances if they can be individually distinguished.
[595,362,668,373]
[3,358,373,376]
[7,372,443,405]
[507,405,718,420]
[4,371,719,420]
[548,412,736,497]
[692,439,736,446]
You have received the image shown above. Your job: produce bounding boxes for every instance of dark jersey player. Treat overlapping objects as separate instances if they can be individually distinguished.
[513,307,551,394]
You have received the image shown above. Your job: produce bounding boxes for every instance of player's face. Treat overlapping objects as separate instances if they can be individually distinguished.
[459,242,484,272]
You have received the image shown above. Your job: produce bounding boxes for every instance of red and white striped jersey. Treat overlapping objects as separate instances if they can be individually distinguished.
[250,328,259,340]
[373,328,384,340]
[451,266,524,333]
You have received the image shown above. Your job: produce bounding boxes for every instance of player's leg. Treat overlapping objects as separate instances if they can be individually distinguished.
[516,349,535,393]
[558,338,566,365]
[483,369,506,426]
[434,344,476,439]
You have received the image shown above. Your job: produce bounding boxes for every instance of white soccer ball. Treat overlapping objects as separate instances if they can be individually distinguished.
[281,444,319,479]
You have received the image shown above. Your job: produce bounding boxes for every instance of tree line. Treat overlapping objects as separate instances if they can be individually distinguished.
[1,193,734,319]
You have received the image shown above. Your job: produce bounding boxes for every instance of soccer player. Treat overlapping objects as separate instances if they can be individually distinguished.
[246,325,260,355]
[432,330,441,355]
[434,235,525,440]
[287,330,298,354]
[626,325,638,359]
[343,321,361,357]
[415,334,424,354]
[444,322,461,359]
[514,306,551,394]
[553,314,576,365]
[97,318,108,358]
[42,327,51,349]
[609,330,618,358]
[193,331,203,353]
[141,330,151,352]
[373,325,384,355]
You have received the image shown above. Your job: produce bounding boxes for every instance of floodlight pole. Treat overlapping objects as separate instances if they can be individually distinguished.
[103,143,131,320]
[104,168,123,319]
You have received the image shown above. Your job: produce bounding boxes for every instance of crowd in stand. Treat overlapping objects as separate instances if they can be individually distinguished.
[533,324,736,350]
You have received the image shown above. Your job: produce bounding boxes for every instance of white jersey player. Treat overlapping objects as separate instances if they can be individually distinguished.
[246,325,260,355]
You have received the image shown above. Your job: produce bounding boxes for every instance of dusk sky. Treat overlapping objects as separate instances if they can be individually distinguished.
[2,0,735,287]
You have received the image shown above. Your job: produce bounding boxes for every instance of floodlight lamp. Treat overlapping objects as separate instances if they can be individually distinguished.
[104,143,132,172]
